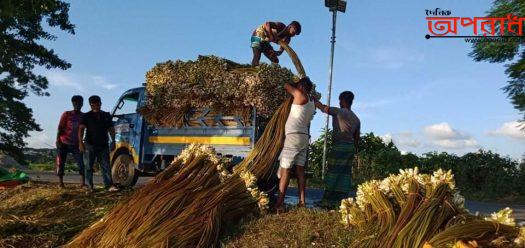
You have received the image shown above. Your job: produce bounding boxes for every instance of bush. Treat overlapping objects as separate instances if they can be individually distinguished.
[308,131,525,202]
[456,150,521,199]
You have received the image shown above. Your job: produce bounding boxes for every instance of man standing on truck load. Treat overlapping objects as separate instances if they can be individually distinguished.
[78,95,119,192]
[314,91,360,208]
[251,21,301,66]
[274,77,315,213]
[56,95,85,188]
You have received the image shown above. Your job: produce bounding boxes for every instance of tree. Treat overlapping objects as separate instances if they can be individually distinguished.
[308,131,404,185]
[420,151,460,173]
[354,132,405,184]
[470,0,525,123]
[308,128,333,181]
[0,0,75,161]
[457,150,520,197]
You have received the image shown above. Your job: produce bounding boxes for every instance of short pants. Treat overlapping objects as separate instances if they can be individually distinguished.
[251,36,273,51]
[278,133,309,169]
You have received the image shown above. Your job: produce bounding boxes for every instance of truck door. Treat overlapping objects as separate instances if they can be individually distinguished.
[112,91,143,164]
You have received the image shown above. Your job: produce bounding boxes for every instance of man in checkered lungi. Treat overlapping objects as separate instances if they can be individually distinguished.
[314,91,361,208]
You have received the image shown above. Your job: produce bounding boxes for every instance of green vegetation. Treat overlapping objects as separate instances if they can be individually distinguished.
[308,131,525,203]
[24,148,57,165]
[28,163,79,172]
[470,0,525,121]
[23,148,82,172]
[0,0,75,162]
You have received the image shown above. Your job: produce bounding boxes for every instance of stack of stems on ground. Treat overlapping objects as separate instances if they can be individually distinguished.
[67,143,266,247]
[340,168,522,248]
[428,217,519,247]
[68,44,307,247]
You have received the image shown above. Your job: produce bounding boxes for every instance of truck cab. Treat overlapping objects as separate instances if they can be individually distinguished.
[110,87,260,187]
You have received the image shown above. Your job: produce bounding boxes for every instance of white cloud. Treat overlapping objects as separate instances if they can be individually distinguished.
[45,72,117,91]
[488,121,525,140]
[25,131,54,148]
[370,47,424,69]
[47,71,85,91]
[424,122,478,149]
[93,76,118,90]
[431,139,478,149]
[380,133,392,143]
[381,131,421,148]
[424,122,460,139]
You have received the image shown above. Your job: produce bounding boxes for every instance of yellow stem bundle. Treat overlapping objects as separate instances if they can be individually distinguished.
[67,44,305,247]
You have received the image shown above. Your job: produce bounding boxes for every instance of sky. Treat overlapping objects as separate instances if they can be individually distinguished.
[24,0,525,159]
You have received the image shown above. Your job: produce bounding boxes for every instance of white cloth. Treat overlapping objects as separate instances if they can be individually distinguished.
[284,100,315,135]
[277,133,309,179]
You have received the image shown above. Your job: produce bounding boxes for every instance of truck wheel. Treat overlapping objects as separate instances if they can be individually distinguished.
[112,153,139,187]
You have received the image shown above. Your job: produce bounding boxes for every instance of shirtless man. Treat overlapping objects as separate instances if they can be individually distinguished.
[251,21,301,66]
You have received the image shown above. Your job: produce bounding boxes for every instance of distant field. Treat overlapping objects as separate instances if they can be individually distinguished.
[28,163,79,172]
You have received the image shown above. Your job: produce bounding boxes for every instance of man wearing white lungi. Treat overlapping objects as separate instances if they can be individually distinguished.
[274,77,315,212]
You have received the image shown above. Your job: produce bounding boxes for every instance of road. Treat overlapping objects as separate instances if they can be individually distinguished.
[27,170,525,224]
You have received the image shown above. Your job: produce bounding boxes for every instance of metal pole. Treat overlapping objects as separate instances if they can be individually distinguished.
[322,9,337,180]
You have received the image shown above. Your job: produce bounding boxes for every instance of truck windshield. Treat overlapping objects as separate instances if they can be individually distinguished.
[114,92,139,116]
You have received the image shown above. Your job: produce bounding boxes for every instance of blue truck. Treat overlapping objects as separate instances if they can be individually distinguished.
[109,86,262,187]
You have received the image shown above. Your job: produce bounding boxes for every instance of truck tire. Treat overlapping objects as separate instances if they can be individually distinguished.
[111,153,139,187]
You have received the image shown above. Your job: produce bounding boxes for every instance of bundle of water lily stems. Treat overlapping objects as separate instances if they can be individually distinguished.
[67,43,303,247]
[340,167,525,248]
[139,54,302,127]
[67,144,272,247]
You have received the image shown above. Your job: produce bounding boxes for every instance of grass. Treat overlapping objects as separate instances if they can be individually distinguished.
[224,208,354,248]
[28,163,79,172]
[0,181,132,247]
